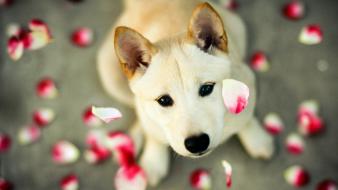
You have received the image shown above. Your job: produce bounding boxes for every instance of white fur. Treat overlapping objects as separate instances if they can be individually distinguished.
[97,0,274,186]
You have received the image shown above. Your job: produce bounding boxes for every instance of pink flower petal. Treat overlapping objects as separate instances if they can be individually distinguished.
[91,106,122,123]
[250,51,269,72]
[263,113,284,135]
[223,0,239,11]
[285,133,304,155]
[114,164,147,190]
[52,141,80,164]
[299,24,323,45]
[298,112,324,136]
[0,0,14,6]
[298,100,319,116]
[282,1,305,20]
[17,124,41,145]
[28,19,52,39]
[60,174,79,190]
[85,129,106,148]
[26,30,51,50]
[71,27,94,47]
[33,107,55,127]
[36,77,58,99]
[0,133,11,153]
[0,178,13,190]
[84,145,111,164]
[297,100,324,136]
[22,19,52,50]
[7,36,24,61]
[222,79,249,114]
[85,129,111,164]
[222,160,232,188]
[316,179,337,190]
[17,29,33,49]
[82,106,102,127]
[190,169,211,190]
[106,131,135,166]
[284,165,310,187]
[6,23,21,37]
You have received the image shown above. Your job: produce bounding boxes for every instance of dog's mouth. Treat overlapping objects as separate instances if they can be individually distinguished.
[187,149,213,158]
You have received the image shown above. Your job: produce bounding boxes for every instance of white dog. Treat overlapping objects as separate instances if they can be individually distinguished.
[97,0,274,186]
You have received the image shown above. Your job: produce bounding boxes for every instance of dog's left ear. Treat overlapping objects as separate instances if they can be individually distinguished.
[187,2,228,53]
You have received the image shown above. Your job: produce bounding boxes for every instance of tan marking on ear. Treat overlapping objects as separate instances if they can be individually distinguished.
[114,26,157,79]
[187,2,228,53]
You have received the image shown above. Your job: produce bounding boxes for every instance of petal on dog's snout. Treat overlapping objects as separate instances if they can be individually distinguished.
[91,106,122,123]
[222,79,249,114]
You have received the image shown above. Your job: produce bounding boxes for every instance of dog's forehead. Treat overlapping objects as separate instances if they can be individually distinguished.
[131,44,230,99]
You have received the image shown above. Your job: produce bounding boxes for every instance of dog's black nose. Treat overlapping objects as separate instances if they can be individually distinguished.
[184,133,210,154]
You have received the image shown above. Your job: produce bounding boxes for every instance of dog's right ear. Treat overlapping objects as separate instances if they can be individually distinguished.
[187,2,228,53]
[114,26,157,79]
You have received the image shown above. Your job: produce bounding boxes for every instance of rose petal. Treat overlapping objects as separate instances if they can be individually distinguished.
[71,27,94,47]
[0,0,14,6]
[36,77,58,99]
[7,36,24,61]
[33,107,55,127]
[6,23,21,37]
[60,174,79,190]
[298,112,324,136]
[190,169,211,190]
[222,79,249,114]
[316,179,337,190]
[250,51,269,72]
[223,0,239,11]
[17,124,41,145]
[52,141,80,164]
[114,164,147,190]
[106,131,135,166]
[82,106,102,127]
[92,106,122,123]
[263,113,284,135]
[26,30,51,50]
[28,19,52,39]
[298,100,319,116]
[0,133,11,153]
[84,145,111,164]
[285,133,304,155]
[85,129,106,148]
[0,178,13,190]
[282,1,305,20]
[222,160,233,188]
[284,165,310,187]
[299,24,323,45]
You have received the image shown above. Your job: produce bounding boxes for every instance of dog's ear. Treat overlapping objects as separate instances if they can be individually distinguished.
[114,26,157,79]
[187,2,228,53]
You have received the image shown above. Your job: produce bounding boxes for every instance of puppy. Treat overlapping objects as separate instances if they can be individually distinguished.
[97,0,274,186]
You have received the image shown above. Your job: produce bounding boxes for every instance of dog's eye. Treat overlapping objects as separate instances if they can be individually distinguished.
[156,94,174,107]
[199,82,215,97]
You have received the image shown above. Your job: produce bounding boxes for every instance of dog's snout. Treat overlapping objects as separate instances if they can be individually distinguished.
[184,133,210,154]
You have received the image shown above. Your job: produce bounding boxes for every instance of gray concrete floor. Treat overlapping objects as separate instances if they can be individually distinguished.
[1,0,338,189]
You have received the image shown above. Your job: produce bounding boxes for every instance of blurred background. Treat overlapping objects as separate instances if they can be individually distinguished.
[0,0,338,189]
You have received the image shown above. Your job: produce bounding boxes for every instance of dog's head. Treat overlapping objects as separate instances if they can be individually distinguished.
[114,3,231,157]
